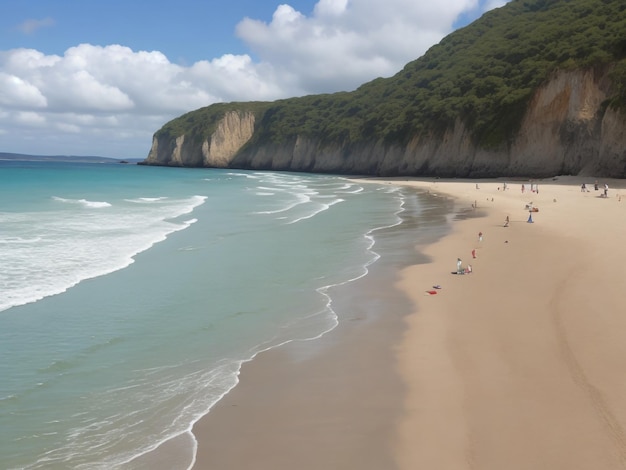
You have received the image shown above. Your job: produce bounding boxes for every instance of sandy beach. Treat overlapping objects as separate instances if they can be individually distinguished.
[394,176,626,470]
[192,176,626,469]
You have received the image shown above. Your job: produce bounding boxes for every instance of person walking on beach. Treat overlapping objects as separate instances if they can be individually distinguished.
[478,231,483,243]
[504,215,509,227]
[604,183,609,198]
[457,258,463,274]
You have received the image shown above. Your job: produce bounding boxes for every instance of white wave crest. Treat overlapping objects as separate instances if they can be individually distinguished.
[52,197,111,208]
[125,197,169,203]
[1,195,207,313]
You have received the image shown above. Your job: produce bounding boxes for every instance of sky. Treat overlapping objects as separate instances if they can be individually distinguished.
[0,0,510,159]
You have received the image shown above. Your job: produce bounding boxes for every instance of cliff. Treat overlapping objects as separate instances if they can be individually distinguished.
[146,110,256,168]
[142,68,626,177]
[141,0,626,178]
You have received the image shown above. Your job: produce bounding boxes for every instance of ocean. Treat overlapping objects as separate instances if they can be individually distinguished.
[0,160,453,469]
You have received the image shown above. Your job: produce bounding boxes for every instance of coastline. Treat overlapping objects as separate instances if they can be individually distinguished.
[189,175,626,469]
[190,230,416,469]
[188,184,450,470]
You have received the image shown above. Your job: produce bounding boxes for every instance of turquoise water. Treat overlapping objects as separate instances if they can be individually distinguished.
[0,161,452,469]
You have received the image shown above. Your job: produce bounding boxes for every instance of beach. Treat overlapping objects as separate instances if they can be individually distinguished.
[191,176,626,469]
[189,206,419,470]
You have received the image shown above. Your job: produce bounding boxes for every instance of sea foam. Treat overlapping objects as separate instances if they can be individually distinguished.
[0,195,206,312]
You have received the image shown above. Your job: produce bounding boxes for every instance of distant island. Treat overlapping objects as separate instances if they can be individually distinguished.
[0,153,141,164]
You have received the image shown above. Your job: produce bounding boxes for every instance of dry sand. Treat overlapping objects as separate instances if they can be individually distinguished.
[191,176,626,470]
[394,176,626,470]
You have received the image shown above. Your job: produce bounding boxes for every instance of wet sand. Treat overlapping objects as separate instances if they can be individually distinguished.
[191,248,412,470]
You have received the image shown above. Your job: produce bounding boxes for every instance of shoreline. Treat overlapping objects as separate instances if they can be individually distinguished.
[187,184,450,470]
[188,175,626,469]
[189,234,414,469]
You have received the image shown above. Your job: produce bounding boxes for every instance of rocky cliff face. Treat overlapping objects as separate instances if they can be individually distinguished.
[142,69,626,177]
[146,110,256,168]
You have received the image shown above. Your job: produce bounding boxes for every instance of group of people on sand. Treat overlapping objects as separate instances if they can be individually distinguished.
[582,180,609,197]
[456,257,472,275]
[521,182,539,194]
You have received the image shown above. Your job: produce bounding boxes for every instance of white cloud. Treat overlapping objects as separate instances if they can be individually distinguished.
[483,0,509,10]
[15,111,46,126]
[0,0,510,158]
[0,72,47,108]
[314,0,349,17]
[235,0,482,93]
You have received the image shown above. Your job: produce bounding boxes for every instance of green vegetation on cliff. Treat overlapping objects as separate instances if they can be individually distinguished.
[156,0,626,150]
[158,102,270,142]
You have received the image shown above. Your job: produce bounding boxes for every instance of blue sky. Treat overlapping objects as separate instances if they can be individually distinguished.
[0,0,510,158]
